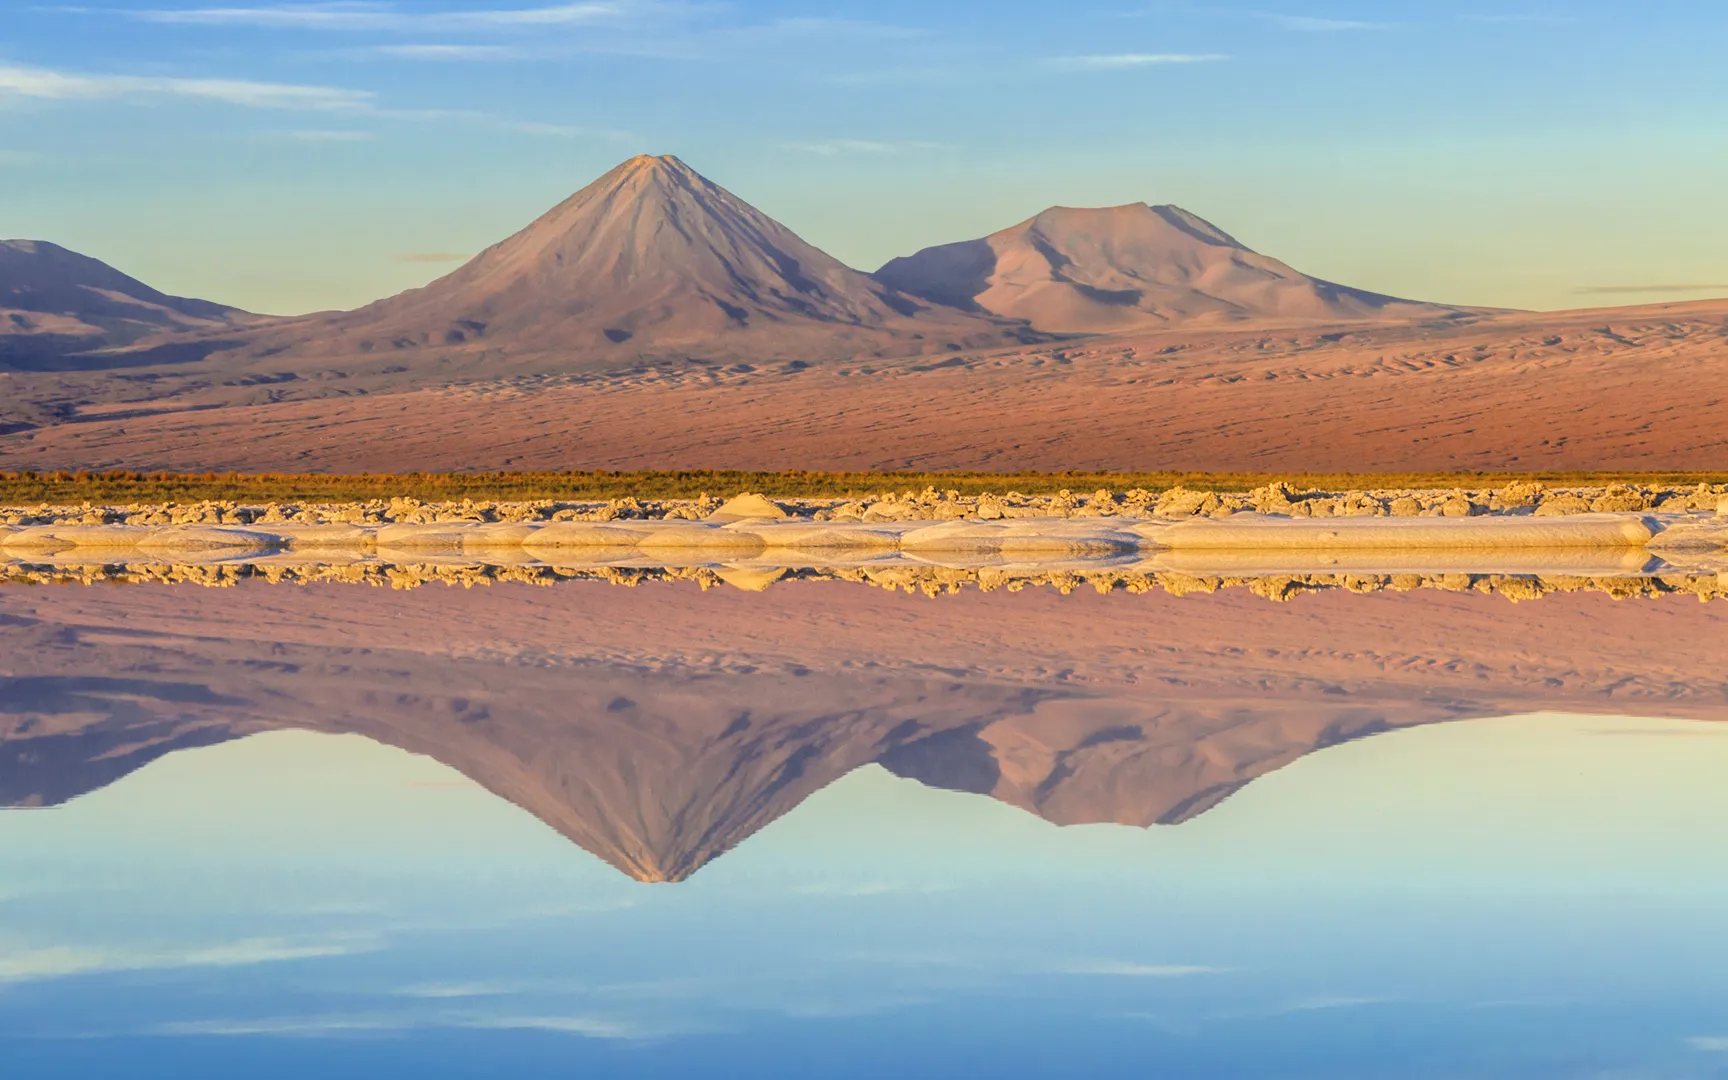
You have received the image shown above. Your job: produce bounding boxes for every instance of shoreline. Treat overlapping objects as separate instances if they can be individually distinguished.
[4,480,1726,528]
[3,558,1724,604]
[5,488,1725,592]
[4,500,1726,596]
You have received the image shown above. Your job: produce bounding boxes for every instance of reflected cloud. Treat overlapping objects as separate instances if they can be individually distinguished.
[773,993,935,1020]
[2,581,1724,886]
[461,1012,713,1040]
[1276,994,1390,1012]
[397,980,526,999]
[155,1014,411,1037]
[0,935,376,983]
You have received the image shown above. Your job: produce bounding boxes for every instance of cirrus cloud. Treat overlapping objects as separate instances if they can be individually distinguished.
[135,1,648,31]
[1051,53,1229,69]
[0,62,372,110]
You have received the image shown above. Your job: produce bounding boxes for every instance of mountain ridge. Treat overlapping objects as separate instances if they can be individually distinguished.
[873,201,1472,333]
[0,239,247,368]
[232,153,1040,369]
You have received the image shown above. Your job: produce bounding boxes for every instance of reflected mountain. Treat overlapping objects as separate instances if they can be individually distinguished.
[2,580,1724,881]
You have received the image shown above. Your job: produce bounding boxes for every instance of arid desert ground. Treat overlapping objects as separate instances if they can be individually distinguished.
[5,156,1725,476]
[3,296,1723,474]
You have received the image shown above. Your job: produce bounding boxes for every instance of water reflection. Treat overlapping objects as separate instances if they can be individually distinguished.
[3,578,1725,880]
[4,578,1728,1077]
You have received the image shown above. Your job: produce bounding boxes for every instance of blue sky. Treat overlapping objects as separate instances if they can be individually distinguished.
[5,715,1728,1076]
[2,1,1726,315]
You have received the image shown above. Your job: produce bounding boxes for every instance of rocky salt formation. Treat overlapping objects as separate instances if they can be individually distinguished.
[2,560,1723,605]
[2,481,1725,529]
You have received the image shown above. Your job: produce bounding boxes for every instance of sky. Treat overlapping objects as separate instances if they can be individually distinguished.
[5,715,1728,1076]
[2,1,1727,316]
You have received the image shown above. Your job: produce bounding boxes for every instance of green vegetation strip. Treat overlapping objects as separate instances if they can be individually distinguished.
[3,470,1727,506]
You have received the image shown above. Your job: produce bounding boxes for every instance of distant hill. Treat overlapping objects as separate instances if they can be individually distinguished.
[236,154,1038,370]
[874,203,1470,333]
[0,239,245,368]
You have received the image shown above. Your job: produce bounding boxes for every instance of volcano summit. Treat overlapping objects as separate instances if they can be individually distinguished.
[239,154,1037,370]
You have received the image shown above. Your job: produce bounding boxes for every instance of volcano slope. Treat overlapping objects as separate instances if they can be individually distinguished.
[0,239,247,375]
[209,153,1032,371]
[0,153,1035,445]
[874,202,1466,333]
[3,296,1724,473]
[2,578,1725,882]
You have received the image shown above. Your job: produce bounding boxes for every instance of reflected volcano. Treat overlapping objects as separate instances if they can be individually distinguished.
[2,579,1724,881]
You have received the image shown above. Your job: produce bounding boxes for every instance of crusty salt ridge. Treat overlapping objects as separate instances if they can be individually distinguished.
[5,481,1725,529]
[5,560,1725,605]
[225,154,1035,370]
[5,510,1726,583]
[873,203,1476,334]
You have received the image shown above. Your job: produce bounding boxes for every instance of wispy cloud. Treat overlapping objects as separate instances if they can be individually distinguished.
[154,1007,701,1041]
[0,62,371,109]
[0,63,623,139]
[136,1,651,31]
[0,936,373,983]
[1256,13,1387,31]
[1690,1036,1728,1052]
[137,1,403,29]
[372,43,521,59]
[1577,283,1728,295]
[1051,53,1228,69]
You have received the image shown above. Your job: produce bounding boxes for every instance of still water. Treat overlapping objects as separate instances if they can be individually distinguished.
[2,575,1726,1077]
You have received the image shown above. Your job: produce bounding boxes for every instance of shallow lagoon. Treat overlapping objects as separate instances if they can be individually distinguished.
[2,575,1726,1077]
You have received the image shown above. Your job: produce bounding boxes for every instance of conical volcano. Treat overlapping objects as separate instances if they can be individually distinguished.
[873,202,1465,333]
[248,154,1035,368]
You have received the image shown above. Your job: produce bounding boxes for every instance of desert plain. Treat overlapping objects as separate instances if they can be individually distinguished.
[2,297,1725,475]
[3,155,1725,477]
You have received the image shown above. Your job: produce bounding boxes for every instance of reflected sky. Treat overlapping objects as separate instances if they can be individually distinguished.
[6,713,1728,1078]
